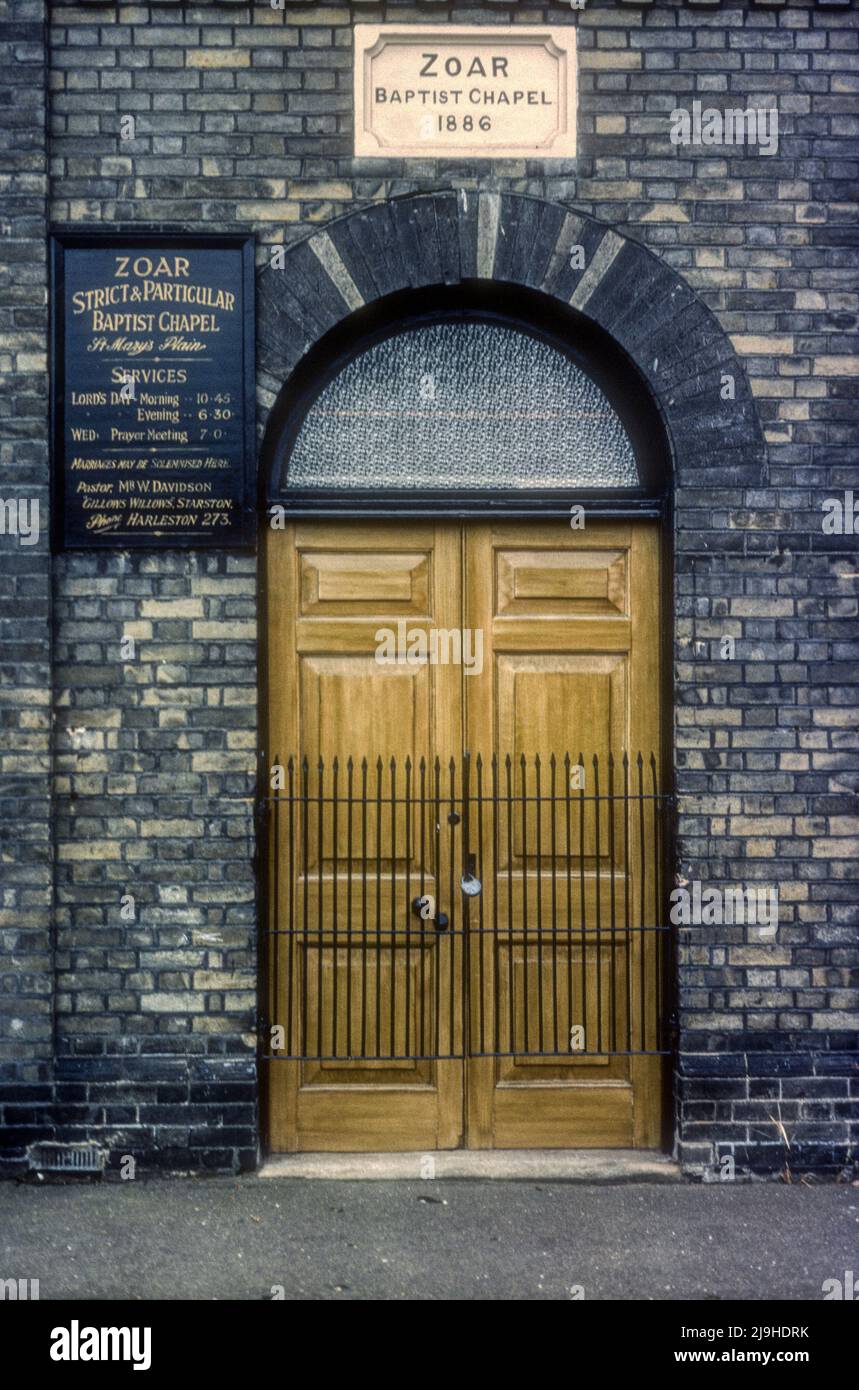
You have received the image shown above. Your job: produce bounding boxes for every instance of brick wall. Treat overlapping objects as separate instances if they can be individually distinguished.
[0,0,855,1173]
[51,549,258,1173]
[0,0,53,1172]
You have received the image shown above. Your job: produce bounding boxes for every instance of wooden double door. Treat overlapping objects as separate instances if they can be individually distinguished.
[266,520,665,1152]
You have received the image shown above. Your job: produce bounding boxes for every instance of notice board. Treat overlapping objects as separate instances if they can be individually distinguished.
[51,233,255,548]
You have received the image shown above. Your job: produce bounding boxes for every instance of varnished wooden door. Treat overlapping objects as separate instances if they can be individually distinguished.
[463,522,663,1148]
[266,523,464,1152]
[266,519,664,1152]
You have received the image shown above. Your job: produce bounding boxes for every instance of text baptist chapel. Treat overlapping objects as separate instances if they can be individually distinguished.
[374,49,554,107]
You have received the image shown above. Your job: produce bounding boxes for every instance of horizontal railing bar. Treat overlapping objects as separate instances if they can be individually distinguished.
[260,792,673,806]
[262,925,673,937]
[260,1050,673,1061]
[266,754,663,764]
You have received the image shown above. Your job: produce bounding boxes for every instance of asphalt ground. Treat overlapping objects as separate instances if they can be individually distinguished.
[1,1176,857,1301]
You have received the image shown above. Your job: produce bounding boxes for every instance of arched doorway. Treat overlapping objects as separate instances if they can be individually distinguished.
[261,283,674,1152]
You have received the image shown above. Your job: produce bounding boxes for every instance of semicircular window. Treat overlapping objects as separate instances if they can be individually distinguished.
[282,320,639,491]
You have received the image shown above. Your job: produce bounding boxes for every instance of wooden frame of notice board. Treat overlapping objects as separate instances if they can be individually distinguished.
[50,230,256,550]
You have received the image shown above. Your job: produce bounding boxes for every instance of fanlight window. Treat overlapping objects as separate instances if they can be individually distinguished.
[282,320,639,491]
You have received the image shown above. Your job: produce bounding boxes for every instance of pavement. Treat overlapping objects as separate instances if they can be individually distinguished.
[1,1175,857,1300]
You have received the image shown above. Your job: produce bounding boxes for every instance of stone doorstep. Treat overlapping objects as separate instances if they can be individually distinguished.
[259,1150,682,1182]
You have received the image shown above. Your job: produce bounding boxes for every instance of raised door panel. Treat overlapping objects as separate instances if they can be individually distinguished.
[497,548,628,618]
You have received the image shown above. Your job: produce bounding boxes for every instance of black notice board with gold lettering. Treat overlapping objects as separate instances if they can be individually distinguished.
[51,232,255,549]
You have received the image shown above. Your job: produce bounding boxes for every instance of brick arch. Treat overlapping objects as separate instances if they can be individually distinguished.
[256,189,766,495]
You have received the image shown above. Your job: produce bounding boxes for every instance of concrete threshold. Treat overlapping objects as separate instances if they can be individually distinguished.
[259,1149,682,1182]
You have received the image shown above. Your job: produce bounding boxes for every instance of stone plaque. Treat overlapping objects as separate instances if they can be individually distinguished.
[52,233,255,549]
[354,24,577,160]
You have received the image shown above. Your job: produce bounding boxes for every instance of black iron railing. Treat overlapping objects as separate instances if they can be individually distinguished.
[260,752,673,1062]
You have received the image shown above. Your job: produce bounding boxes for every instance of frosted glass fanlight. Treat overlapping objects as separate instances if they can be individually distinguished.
[284,321,639,491]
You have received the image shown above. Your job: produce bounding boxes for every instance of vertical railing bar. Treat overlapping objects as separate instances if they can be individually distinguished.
[360,758,368,1060]
[301,755,309,1060]
[434,756,441,1062]
[462,751,472,1059]
[419,756,427,1060]
[390,756,397,1061]
[448,756,457,1058]
[477,753,486,1055]
[593,753,603,1054]
[637,752,646,1052]
[578,750,587,1056]
[404,755,412,1060]
[660,780,672,1055]
[491,752,500,1056]
[331,755,339,1059]
[316,756,324,1060]
[505,754,514,1057]
[383,756,394,1056]
[564,752,573,1051]
[550,753,558,1055]
[623,751,632,1054]
[345,756,353,1057]
[286,755,294,1056]
[375,756,382,1060]
[651,753,660,1055]
[535,754,544,1054]
[271,753,280,1061]
[520,753,530,1055]
[608,750,617,1054]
